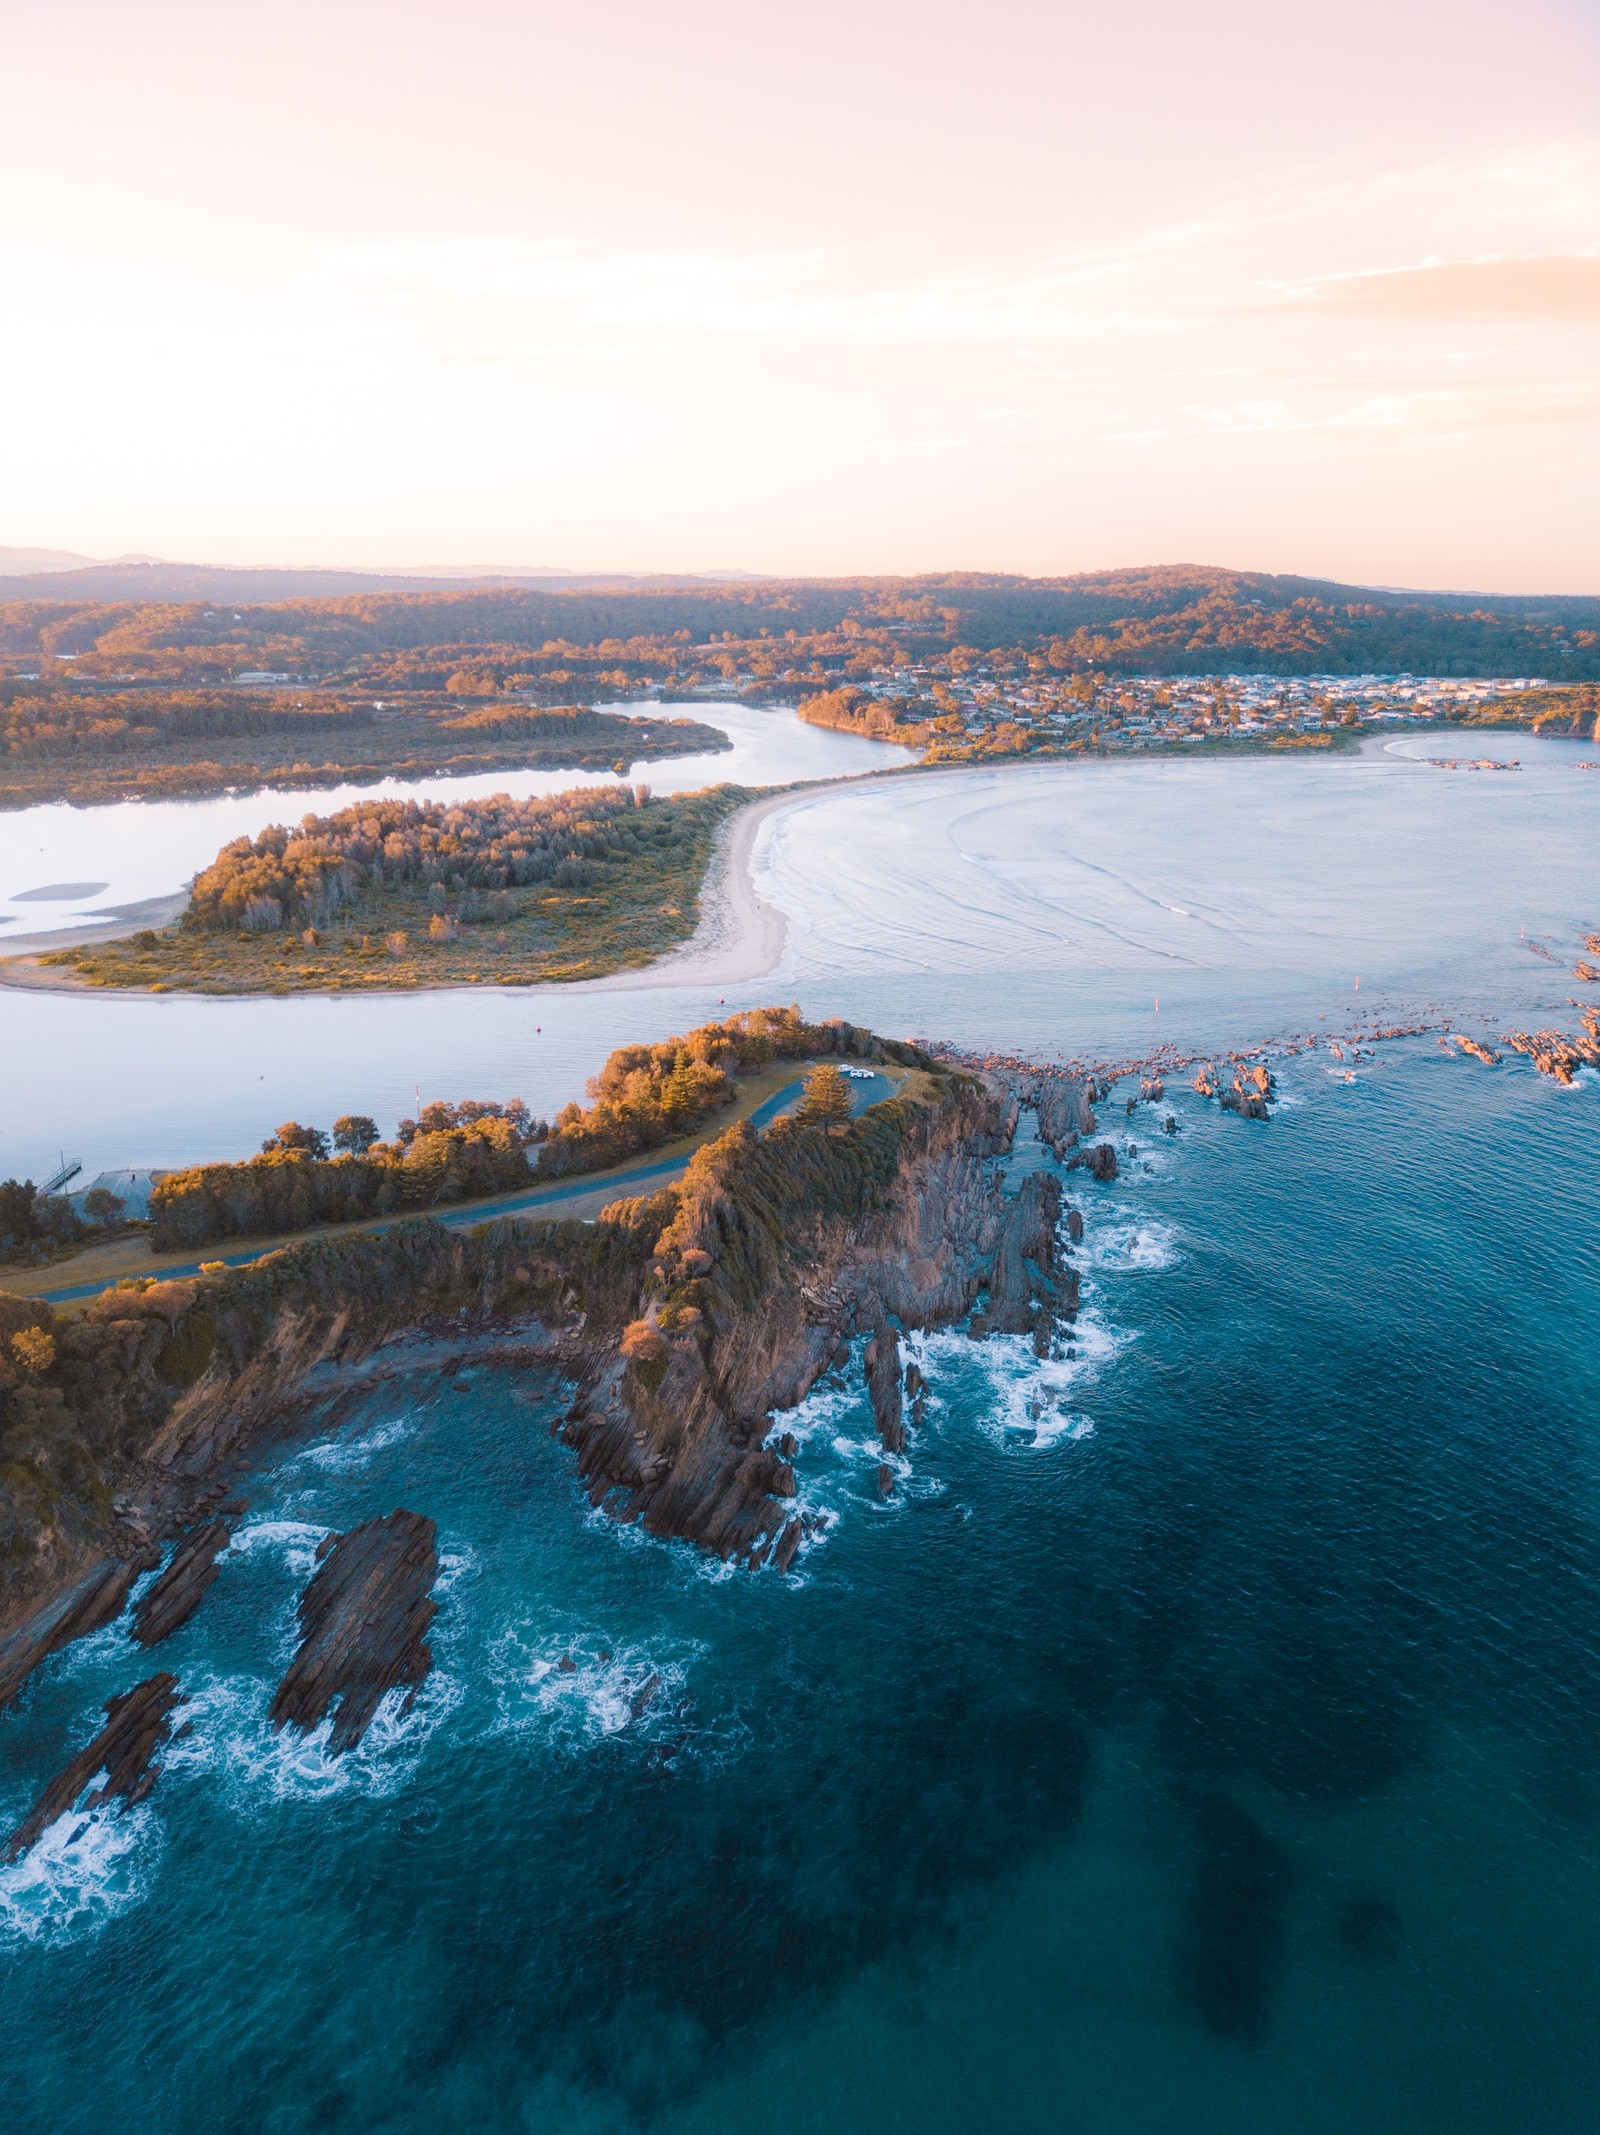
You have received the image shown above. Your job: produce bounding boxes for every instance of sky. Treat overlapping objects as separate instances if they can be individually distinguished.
[1,0,1598,590]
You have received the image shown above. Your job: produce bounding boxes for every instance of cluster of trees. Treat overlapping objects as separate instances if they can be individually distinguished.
[796,686,939,746]
[0,1180,84,1266]
[150,1106,544,1249]
[183,785,721,935]
[535,1006,891,1176]
[1460,685,1600,738]
[144,1009,903,1249]
[0,687,362,761]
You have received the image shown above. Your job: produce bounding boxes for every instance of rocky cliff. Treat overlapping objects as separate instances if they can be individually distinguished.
[0,1047,1078,1699]
[562,1066,1071,1567]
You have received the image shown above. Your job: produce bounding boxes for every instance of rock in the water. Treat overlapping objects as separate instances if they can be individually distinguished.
[865,1321,906,1451]
[773,1516,804,1572]
[5,1672,185,1861]
[1032,1072,1097,1158]
[131,1516,236,1647]
[1220,1061,1274,1120]
[876,1463,895,1499]
[1065,1206,1084,1243]
[0,1556,155,1712]
[269,1510,438,1753]
[1067,1142,1119,1182]
[971,1171,1067,1350]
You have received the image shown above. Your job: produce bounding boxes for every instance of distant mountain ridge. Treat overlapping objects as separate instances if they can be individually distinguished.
[1,561,1597,676]
[0,552,764,602]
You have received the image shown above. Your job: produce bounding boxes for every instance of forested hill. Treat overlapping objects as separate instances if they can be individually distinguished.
[2,566,1597,678]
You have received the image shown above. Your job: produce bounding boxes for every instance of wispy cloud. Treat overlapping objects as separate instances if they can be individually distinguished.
[1277,254,1600,322]
[308,143,1600,345]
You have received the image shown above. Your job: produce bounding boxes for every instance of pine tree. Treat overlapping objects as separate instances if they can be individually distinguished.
[794,1064,853,1127]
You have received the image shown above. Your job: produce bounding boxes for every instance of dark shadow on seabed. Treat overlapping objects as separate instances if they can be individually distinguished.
[3,1045,1600,2135]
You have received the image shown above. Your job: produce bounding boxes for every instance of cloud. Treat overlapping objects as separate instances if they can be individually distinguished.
[1285,254,1600,321]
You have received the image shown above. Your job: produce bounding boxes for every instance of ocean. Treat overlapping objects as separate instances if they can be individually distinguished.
[2,724,1599,2132]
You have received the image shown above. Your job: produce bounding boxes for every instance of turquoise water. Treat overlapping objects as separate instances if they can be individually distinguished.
[4,1044,1599,2133]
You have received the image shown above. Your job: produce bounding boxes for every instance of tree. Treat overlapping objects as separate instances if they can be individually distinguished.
[262,1121,330,1161]
[332,1114,379,1156]
[83,1186,126,1228]
[794,1064,853,1128]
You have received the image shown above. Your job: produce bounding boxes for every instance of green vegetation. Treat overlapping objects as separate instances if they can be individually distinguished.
[5,569,1599,690]
[47,783,753,992]
[1454,684,1600,736]
[150,1106,542,1250]
[0,1180,85,1268]
[139,1007,910,1252]
[0,1018,957,1631]
[0,681,729,808]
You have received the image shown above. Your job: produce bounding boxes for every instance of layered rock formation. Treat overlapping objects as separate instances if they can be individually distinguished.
[0,1556,156,1712]
[4,1672,185,1860]
[562,1066,1074,1568]
[269,1511,438,1753]
[1031,1071,1098,1159]
[1503,1011,1600,1084]
[131,1515,237,1647]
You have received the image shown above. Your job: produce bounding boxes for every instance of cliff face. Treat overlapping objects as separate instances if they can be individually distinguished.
[563,1069,1070,1566]
[0,1216,646,1664]
[0,1058,1073,1692]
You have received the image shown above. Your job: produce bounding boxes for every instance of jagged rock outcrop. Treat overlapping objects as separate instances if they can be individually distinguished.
[269,1510,438,1753]
[0,1555,156,1712]
[969,1174,1069,1354]
[564,1068,1073,1565]
[865,1322,905,1451]
[131,1516,236,1647]
[1503,1012,1600,1084]
[1220,1061,1274,1119]
[4,1672,185,1860]
[1067,1141,1119,1182]
[1032,1072,1097,1158]
[1451,1034,1500,1066]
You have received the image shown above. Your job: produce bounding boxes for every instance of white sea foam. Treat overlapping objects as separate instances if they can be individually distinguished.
[760,1360,926,1564]
[909,1314,1126,1453]
[166,1667,462,1805]
[488,1630,697,1749]
[224,1518,333,1579]
[1080,1218,1181,1274]
[0,1801,161,1949]
[288,1411,421,1475]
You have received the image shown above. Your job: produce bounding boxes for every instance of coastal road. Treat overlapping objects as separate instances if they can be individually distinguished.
[25,1070,894,1308]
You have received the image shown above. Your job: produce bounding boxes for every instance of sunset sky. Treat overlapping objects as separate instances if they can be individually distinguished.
[3,0,1598,588]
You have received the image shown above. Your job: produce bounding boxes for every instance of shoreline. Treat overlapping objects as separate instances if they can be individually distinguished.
[0,725,1540,1005]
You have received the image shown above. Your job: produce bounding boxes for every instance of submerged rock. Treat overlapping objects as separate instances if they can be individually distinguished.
[131,1515,236,1647]
[269,1510,438,1753]
[5,1672,185,1861]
